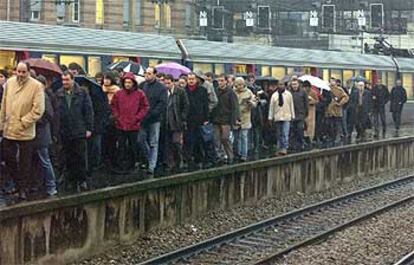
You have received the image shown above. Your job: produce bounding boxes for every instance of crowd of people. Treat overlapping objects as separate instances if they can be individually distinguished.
[0,62,408,201]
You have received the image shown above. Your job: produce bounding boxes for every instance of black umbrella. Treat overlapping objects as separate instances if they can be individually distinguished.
[51,76,107,103]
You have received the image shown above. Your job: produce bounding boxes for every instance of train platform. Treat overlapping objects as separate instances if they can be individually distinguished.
[1,133,414,265]
[1,124,414,209]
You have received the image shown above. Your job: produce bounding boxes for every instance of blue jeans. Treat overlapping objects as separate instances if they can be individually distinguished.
[139,122,161,172]
[233,129,249,160]
[37,148,57,195]
[276,121,290,151]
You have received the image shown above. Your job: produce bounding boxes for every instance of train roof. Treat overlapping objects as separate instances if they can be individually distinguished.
[180,39,397,71]
[394,57,414,73]
[0,21,182,59]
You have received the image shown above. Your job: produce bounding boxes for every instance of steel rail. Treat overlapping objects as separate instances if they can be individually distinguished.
[256,195,414,264]
[393,250,414,265]
[138,175,414,265]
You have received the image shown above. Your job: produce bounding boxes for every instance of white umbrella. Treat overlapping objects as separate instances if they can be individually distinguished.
[108,61,145,76]
[135,75,145,85]
[298,75,331,91]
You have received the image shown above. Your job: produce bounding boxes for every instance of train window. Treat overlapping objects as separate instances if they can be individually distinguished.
[112,56,129,63]
[271,67,285,79]
[42,54,58,64]
[343,70,353,82]
[322,69,329,81]
[149,59,161,67]
[88,57,102,77]
[261,66,270,76]
[402,73,413,99]
[381,72,387,86]
[0,51,16,69]
[364,70,372,82]
[234,64,247,74]
[60,55,85,71]
[387,72,395,90]
[214,64,224,75]
[330,69,342,81]
[193,63,213,74]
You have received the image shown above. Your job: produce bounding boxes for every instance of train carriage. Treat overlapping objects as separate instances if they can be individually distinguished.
[0,20,413,98]
[177,38,414,97]
[0,20,182,76]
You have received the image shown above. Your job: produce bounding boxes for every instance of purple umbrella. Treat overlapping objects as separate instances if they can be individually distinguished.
[155,62,191,79]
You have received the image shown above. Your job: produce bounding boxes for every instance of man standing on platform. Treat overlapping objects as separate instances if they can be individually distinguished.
[212,74,239,164]
[139,67,168,177]
[372,78,390,138]
[0,62,45,200]
[390,79,407,136]
[56,71,94,192]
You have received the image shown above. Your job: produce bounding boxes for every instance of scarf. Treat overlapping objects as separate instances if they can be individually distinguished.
[102,85,120,103]
[358,89,363,106]
[278,88,285,107]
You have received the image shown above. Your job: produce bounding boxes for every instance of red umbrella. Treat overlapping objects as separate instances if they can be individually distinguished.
[23,58,62,78]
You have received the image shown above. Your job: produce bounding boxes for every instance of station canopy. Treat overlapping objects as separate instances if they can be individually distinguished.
[0,21,182,59]
[180,39,398,71]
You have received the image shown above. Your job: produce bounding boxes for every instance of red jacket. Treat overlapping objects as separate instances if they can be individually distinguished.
[111,88,149,131]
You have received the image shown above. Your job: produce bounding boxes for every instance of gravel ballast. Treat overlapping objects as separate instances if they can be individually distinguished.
[275,203,414,265]
[73,168,414,265]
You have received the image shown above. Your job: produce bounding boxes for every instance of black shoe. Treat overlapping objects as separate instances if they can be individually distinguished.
[5,187,17,195]
[203,162,214,169]
[78,181,89,192]
[18,191,27,201]
[146,169,154,178]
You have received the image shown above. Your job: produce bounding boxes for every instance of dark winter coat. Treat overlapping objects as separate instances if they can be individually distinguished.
[88,85,110,135]
[316,89,332,114]
[248,83,268,128]
[56,83,94,140]
[111,88,149,132]
[166,87,189,132]
[349,89,373,129]
[212,86,240,127]
[185,85,209,128]
[389,86,407,113]
[35,92,53,148]
[372,84,390,110]
[291,89,309,121]
[142,80,168,125]
[46,89,59,141]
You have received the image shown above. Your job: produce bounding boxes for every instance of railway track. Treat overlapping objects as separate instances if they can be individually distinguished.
[394,251,414,265]
[138,175,414,265]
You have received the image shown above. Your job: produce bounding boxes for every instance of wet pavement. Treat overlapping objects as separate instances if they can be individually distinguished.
[1,124,414,209]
